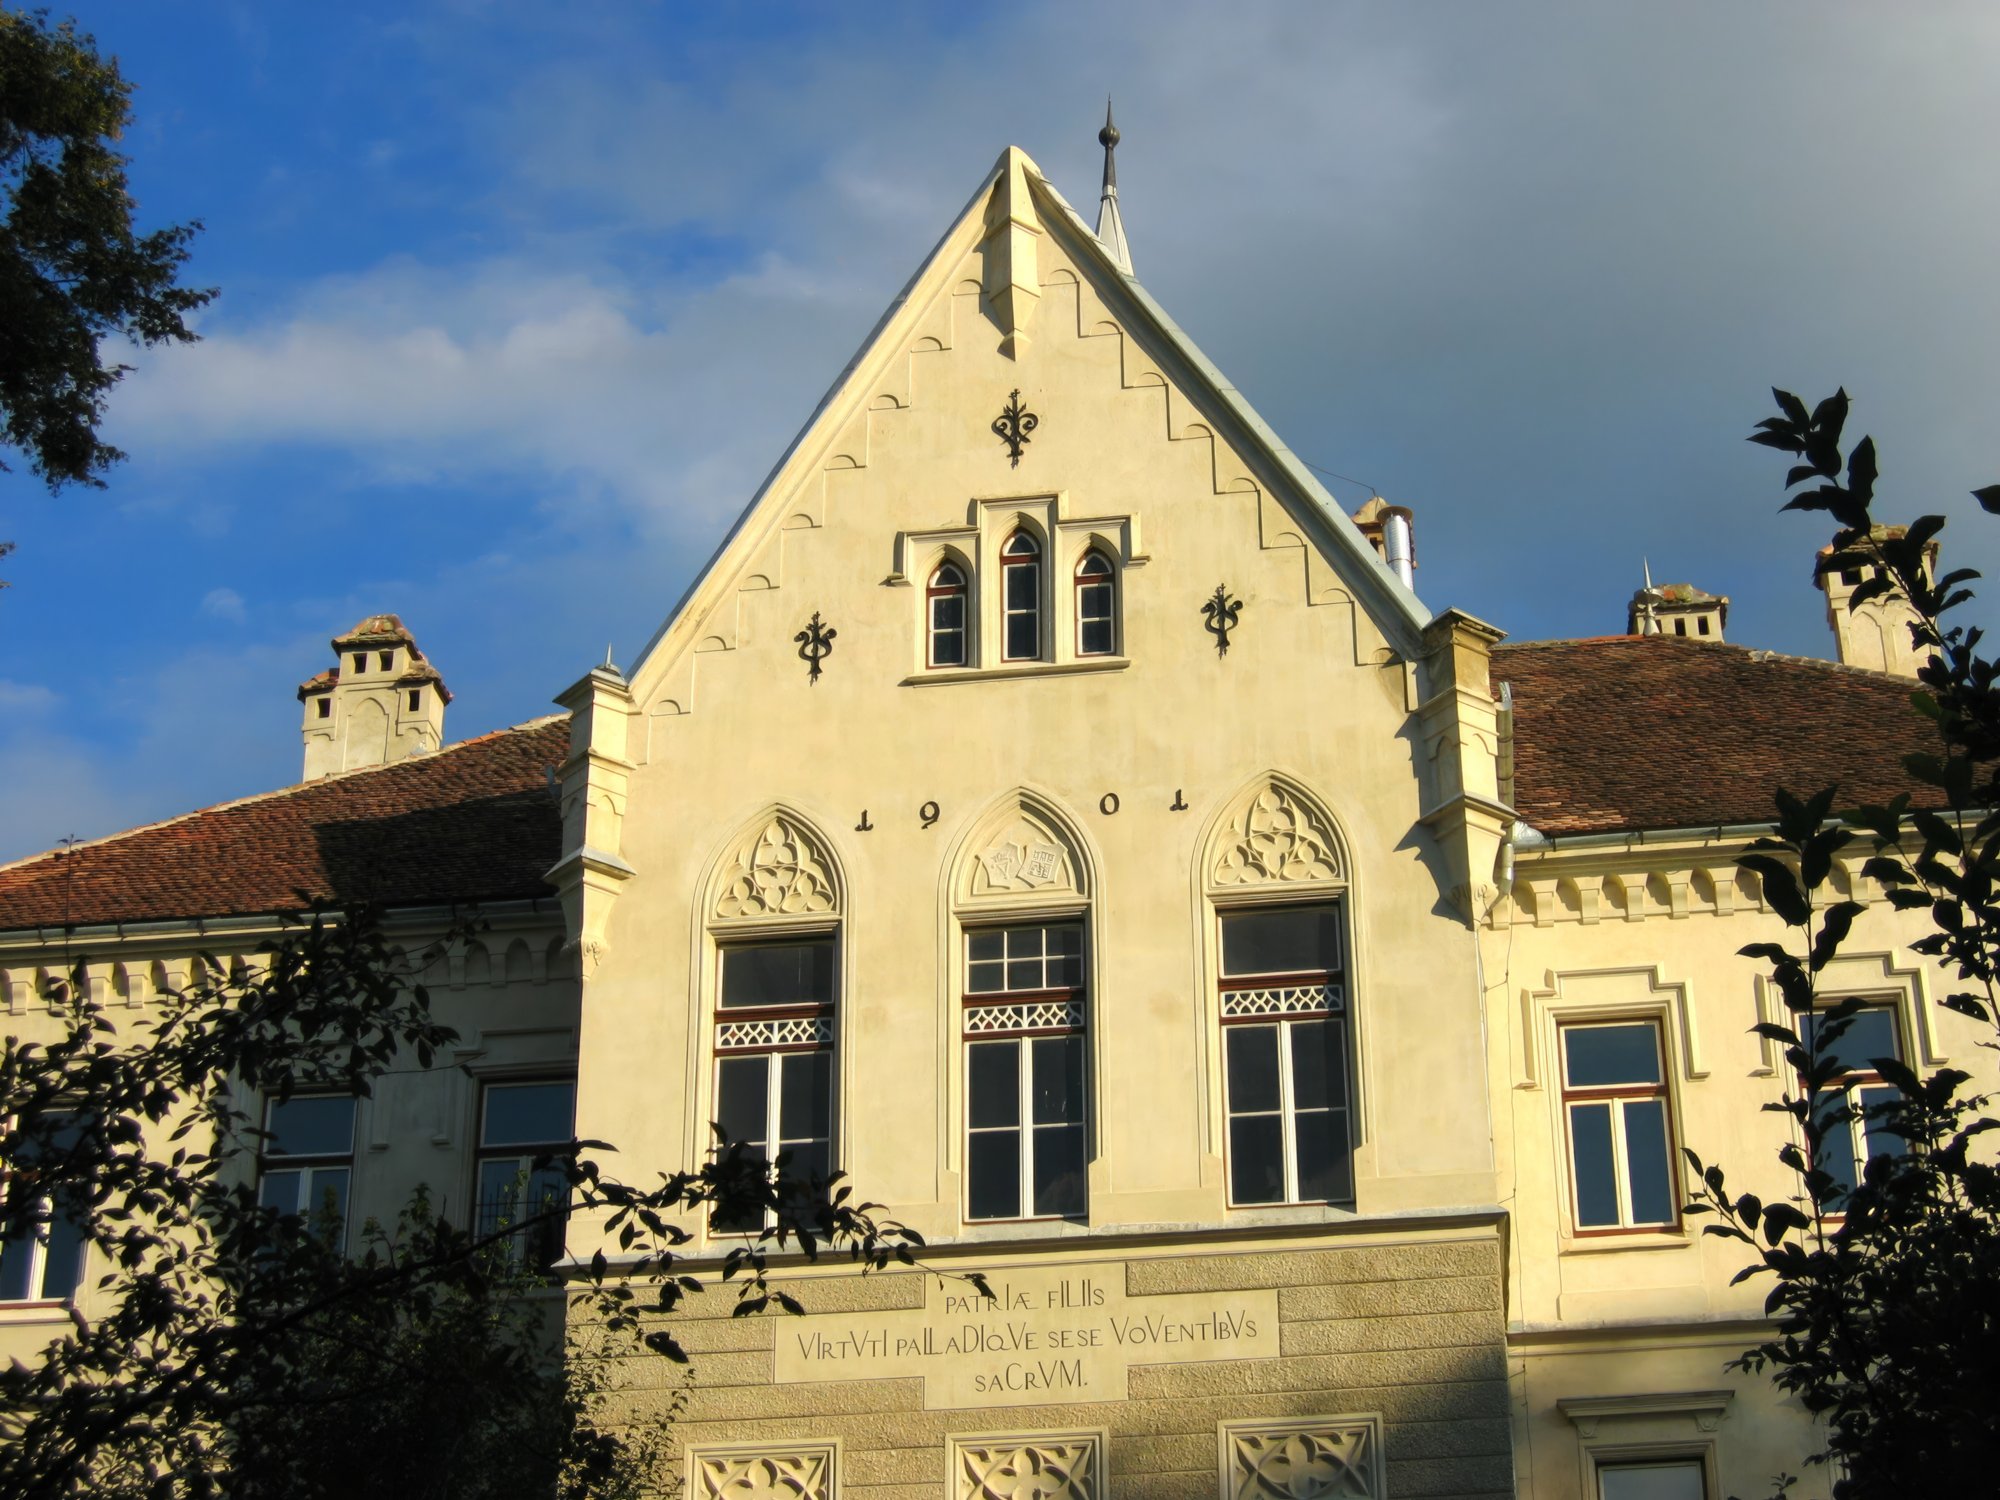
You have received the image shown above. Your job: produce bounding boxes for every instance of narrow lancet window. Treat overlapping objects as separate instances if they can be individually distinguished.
[928,561,969,667]
[1001,531,1042,661]
[1075,551,1115,656]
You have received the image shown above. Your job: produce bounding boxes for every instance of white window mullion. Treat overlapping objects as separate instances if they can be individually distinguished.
[1608,1099,1633,1224]
[1278,1022,1299,1205]
[1018,1038,1034,1215]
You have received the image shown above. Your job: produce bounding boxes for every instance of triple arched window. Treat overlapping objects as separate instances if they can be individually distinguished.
[922,535,1118,670]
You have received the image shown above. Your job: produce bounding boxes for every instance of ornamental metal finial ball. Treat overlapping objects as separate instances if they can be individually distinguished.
[1099,100,1119,151]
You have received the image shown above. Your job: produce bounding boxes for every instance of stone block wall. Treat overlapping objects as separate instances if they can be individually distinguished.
[601,1229,1512,1499]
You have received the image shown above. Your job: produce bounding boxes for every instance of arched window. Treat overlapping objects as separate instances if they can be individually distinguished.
[927,561,969,668]
[1074,551,1115,656]
[1000,531,1042,661]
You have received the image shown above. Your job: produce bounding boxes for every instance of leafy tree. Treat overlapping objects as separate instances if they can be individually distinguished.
[1,7,214,490]
[0,908,929,1499]
[1683,389,2000,1498]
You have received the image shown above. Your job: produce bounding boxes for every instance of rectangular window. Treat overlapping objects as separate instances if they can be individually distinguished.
[1800,1003,1905,1203]
[1598,1458,1706,1499]
[712,937,836,1232]
[964,922,1087,1221]
[1219,904,1352,1207]
[1002,554,1040,660]
[0,1115,86,1303]
[259,1095,357,1247]
[1560,1021,1677,1231]
[475,1079,575,1268]
[378,650,395,671]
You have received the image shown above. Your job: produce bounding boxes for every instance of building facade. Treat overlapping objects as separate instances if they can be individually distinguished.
[0,140,1973,1500]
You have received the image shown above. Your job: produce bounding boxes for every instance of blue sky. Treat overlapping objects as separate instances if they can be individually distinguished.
[3,2,1997,861]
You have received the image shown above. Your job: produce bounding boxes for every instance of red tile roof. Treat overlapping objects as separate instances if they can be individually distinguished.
[1496,637,1936,836]
[0,718,570,931]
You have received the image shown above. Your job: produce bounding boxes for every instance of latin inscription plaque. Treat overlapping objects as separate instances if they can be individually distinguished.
[772,1262,1279,1409]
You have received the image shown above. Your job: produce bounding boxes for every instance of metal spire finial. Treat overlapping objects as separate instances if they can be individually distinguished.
[1094,98,1132,275]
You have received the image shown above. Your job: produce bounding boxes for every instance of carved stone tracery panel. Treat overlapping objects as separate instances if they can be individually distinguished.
[714,816,839,920]
[1222,1415,1383,1500]
[1210,782,1344,889]
[950,1433,1102,1500]
[691,1443,835,1500]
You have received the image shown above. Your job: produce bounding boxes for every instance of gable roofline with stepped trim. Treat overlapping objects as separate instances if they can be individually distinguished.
[626,144,1431,700]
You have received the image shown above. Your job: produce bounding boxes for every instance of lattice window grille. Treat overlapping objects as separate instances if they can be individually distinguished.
[963,998,1087,1035]
[1221,1415,1383,1500]
[715,1014,834,1051]
[950,1432,1103,1500]
[1221,984,1340,1019]
[690,1441,836,1500]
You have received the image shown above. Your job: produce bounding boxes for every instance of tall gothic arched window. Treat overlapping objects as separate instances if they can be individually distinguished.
[1000,531,1042,661]
[927,560,969,667]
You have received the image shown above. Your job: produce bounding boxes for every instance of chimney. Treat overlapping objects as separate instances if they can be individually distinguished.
[299,614,451,779]
[1351,497,1417,589]
[1814,524,1938,678]
[1628,579,1728,641]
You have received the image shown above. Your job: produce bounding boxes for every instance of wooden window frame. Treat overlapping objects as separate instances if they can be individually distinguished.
[258,1093,359,1248]
[0,1112,86,1305]
[927,560,971,669]
[1558,1019,1680,1236]
[1217,902,1354,1210]
[1000,531,1042,663]
[1073,550,1115,658]
[1799,1000,1904,1208]
[962,921,1088,1224]
[473,1077,576,1269]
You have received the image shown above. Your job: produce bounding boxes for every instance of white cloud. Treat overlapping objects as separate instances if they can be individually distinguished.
[201,587,247,624]
[0,680,58,714]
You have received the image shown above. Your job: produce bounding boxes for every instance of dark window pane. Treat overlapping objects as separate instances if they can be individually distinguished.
[1597,1461,1707,1500]
[1032,1124,1087,1216]
[1228,1116,1286,1205]
[1220,906,1341,977]
[1005,927,1041,959]
[1051,953,1083,988]
[1295,1109,1352,1204]
[1005,610,1038,660]
[1569,1102,1620,1227]
[1801,1007,1900,1076]
[267,1096,357,1158]
[1004,561,1038,608]
[932,594,964,630]
[1079,616,1113,655]
[715,1057,770,1148]
[481,1081,574,1149]
[968,1132,1021,1220]
[1812,1094,1860,1198]
[1858,1083,1907,1162]
[259,1168,302,1216]
[1621,1098,1675,1224]
[1047,925,1081,956]
[1290,1019,1343,1111]
[307,1168,350,1242]
[1005,957,1042,990]
[1563,1024,1662,1088]
[720,940,834,1009]
[1225,1027,1281,1113]
[967,960,1005,993]
[779,1140,830,1195]
[969,931,1004,963]
[968,1042,1020,1129]
[779,1050,832,1142]
[931,627,965,667]
[1032,1036,1085,1125]
[0,1228,39,1301]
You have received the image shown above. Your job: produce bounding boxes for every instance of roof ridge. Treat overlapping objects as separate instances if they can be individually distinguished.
[0,714,569,878]
[1496,635,1911,682]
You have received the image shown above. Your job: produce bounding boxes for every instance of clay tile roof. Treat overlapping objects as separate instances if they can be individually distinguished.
[0,717,570,931]
[333,613,414,646]
[1497,637,1937,837]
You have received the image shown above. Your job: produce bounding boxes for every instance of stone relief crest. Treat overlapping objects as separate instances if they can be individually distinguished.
[714,817,838,920]
[967,808,1079,900]
[1211,783,1343,888]
[952,1434,1100,1500]
[1223,1417,1381,1500]
[693,1445,834,1500]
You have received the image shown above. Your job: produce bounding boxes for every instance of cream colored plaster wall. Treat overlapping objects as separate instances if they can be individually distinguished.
[570,186,1497,1253]
[614,1229,1512,1500]
[0,915,577,1367]
[1484,839,1997,1496]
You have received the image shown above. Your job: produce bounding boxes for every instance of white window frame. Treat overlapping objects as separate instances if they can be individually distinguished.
[473,1077,576,1268]
[0,1116,86,1306]
[927,559,971,669]
[1000,531,1043,662]
[1073,550,1115,657]
[1799,999,1904,1203]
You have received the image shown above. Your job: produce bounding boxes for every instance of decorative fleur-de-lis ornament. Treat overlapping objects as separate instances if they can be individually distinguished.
[991,388,1039,468]
[1202,585,1244,655]
[795,612,836,684]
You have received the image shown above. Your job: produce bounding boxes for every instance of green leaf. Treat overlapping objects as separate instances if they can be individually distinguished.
[1973,483,2000,514]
